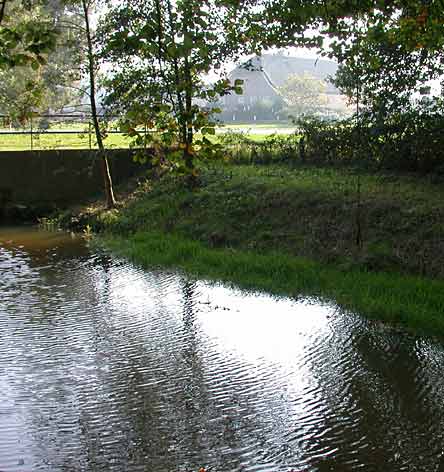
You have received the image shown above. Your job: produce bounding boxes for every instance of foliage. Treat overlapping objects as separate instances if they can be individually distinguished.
[297,116,359,165]
[262,1,444,111]
[0,0,58,69]
[99,0,249,179]
[327,7,444,117]
[297,100,444,173]
[262,0,444,50]
[0,0,82,122]
[219,130,300,164]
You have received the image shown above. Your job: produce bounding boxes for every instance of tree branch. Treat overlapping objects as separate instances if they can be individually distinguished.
[57,20,87,32]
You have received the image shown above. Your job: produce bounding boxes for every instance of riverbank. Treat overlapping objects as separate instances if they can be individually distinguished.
[64,162,444,337]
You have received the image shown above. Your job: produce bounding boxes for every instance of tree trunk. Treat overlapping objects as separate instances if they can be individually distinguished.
[182,2,195,187]
[0,0,7,25]
[82,0,116,209]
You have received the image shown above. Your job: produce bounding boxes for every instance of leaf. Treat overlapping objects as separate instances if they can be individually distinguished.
[167,45,178,58]
[202,127,216,135]
[183,36,193,50]
[30,59,40,70]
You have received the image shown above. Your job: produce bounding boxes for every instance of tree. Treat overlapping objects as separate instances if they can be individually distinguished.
[260,1,444,110]
[99,0,248,183]
[0,0,61,124]
[0,0,58,69]
[325,3,444,116]
[80,0,116,208]
[0,0,83,122]
[278,72,327,118]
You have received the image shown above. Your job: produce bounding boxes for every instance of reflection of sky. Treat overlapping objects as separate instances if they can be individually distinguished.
[194,283,331,363]
[100,263,358,470]
[2,228,444,472]
[0,377,34,471]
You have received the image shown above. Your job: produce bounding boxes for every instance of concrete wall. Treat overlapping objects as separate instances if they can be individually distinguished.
[0,149,143,207]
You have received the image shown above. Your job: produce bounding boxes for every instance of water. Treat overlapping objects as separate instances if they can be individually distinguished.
[1,226,444,472]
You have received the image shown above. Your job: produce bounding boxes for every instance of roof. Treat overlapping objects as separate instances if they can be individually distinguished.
[230,54,339,95]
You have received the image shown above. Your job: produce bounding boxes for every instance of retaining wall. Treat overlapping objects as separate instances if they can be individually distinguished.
[0,149,142,208]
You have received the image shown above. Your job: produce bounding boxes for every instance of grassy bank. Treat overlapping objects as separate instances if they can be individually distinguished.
[79,162,444,337]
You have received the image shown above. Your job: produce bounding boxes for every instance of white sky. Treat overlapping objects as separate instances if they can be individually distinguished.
[205,45,330,83]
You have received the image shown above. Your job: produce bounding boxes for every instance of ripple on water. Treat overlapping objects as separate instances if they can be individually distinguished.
[1,227,444,471]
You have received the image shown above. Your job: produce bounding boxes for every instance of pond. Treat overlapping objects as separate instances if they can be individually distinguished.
[1,226,444,471]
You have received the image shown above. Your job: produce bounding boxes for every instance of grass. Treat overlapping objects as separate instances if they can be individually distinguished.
[64,160,444,338]
[94,163,444,278]
[0,124,293,150]
[0,131,132,150]
[222,122,294,129]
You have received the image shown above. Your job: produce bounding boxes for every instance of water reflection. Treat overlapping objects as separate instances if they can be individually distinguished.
[1,226,444,471]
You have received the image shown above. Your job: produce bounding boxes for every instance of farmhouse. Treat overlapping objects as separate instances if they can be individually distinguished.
[219,54,348,121]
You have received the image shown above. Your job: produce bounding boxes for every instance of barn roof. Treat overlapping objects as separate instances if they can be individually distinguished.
[230,54,339,95]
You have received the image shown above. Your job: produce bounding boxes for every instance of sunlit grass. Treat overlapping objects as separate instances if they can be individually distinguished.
[221,122,294,129]
[0,131,132,150]
[0,123,295,150]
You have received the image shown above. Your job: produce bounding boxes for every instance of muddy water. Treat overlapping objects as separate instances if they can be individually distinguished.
[1,227,444,472]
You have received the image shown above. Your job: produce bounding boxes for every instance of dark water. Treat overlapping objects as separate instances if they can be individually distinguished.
[1,227,444,472]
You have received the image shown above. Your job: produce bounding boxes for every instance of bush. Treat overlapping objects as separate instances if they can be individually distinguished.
[296,102,444,173]
[220,130,301,165]
[297,116,360,165]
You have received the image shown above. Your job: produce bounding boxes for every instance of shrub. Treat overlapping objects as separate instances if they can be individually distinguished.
[296,101,444,173]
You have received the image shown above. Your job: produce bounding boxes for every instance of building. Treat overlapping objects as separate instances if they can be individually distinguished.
[218,54,349,122]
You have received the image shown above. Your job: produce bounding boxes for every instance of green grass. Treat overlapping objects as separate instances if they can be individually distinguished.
[95,163,444,278]
[0,123,296,150]
[67,160,444,338]
[0,131,133,150]
[222,122,294,129]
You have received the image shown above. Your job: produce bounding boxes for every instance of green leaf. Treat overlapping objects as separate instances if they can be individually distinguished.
[30,60,40,70]
[183,36,193,50]
[202,127,216,135]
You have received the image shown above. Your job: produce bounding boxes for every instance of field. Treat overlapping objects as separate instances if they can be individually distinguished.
[0,122,295,151]
[0,126,132,151]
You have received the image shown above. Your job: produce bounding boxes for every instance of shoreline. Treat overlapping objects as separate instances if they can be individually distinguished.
[51,161,444,338]
[100,230,444,339]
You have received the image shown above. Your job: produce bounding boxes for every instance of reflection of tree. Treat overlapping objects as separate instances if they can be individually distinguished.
[11,241,430,471]
[0,238,102,470]
[94,272,274,472]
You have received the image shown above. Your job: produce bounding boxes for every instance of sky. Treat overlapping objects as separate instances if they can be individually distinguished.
[205,45,330,83]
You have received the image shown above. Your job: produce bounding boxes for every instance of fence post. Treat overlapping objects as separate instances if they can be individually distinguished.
[89,122,92,149]
[30,116,34,151]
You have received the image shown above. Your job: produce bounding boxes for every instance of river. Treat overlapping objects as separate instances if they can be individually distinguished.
[1,226,444,472]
